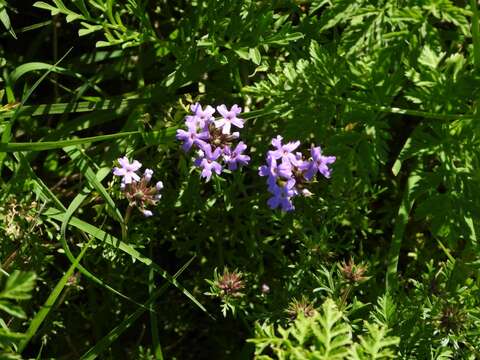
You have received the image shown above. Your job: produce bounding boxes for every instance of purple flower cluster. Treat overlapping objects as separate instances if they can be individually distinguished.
[259,136,336,212]
[176,103,250,181]
[113,157,163,217]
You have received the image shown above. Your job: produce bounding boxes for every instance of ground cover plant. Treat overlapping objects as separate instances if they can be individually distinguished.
[0,0,479,358]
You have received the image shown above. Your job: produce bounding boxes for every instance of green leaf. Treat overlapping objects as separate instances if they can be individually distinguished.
[418,46,445,70]
[313,299,352,358]
[249,47,261,65]
[0,301,26,319]
[9,62,77,85]
[392,137,412,176]
[249,298,352,358]
[33,2,61,14]
[233,47,250,60]
[0,131,139,152]
[264,32,304,45]
[0,98,149,119]
[0,271,36,301]
[78,22,102,36]
[0,5,16,39]
[0,328,25,342]
[371,293,397,328]
[350,322,399,359]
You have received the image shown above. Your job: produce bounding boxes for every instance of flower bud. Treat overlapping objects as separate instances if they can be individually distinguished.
[301,189,313,197]
[156,181,164,191]
[142,209,153,217]
[261,283,270,294]
[144,169,154,182]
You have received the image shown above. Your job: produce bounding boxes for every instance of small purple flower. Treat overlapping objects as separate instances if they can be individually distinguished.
[195,144,223,182]
[176,122,210,152]
[178,102,250,183]
[258,155,293,185]
[305,146,336,180]
[113,156,142,184]
[223,141,251,170]
[215,104,244,134]
[269,135,300,165]
[186,103,216,127]
[267,186,296,212]
[259,136,336,212]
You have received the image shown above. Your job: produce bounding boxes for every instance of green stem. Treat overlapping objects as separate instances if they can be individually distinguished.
[149,242,164,360]
[324,96,472,121]
[121,205,133,242]
[386,171,421,291]
[339,285,352,310]
[471,0,480,70]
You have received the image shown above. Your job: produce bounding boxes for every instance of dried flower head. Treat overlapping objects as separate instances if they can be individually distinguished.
[123,170,163,217]
[113,158,164,217]
[286,297,317,320]
[340,258,368,284]
[66,272,82,290]
[1,198,38,239]
[439,304,467,333]
[217,268,245,298]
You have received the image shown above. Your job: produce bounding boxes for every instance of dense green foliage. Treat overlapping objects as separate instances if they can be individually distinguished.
[0,0,479,358]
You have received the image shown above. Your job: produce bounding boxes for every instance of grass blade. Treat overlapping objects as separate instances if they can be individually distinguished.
[16,152,65,209]
[59,168,150,310]
[63,145,123,223]
[149,244,164,359]
[0,131,139,152]
[79,256,195,360]
[0,98,149,119]
[18,237,92,353]
[386,170,421,291]
[44,208,209,316]
[17,153,152,310]
[0,49,72,168]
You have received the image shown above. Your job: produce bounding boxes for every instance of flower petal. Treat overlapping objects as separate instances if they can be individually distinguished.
[216,104,228,118]
[118,156,129,168]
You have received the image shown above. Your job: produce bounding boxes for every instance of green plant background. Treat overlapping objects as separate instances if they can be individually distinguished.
[0,0,479,359]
